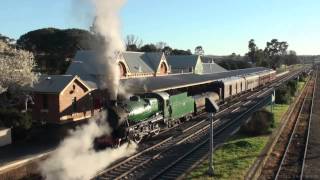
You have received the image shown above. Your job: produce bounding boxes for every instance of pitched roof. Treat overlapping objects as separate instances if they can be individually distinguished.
[66,50,106,76]
[166,55,200,69]
[121,67,271,93]
[201,63,227,74]
[122,51,163,73]
[66,50,165,75]
[32,75,92,93]
[33,75,74,93]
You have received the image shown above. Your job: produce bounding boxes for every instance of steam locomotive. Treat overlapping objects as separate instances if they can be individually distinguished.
[94,69,276,149]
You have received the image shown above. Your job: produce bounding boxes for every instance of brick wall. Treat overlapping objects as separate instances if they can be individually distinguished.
[32,93,59,123]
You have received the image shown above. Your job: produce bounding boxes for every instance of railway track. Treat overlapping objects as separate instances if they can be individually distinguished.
[93,69,304,180]
[258,69,316,180]
[302,65,320,179]
[96,91,273,180]
[274,74,315,179]
[148,92,273,180]
[301,66,318,179]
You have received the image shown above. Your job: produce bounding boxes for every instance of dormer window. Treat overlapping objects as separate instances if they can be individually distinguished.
[159,62,168,74]
[118,62,127,77]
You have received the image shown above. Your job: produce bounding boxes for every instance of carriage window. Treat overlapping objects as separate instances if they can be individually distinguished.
[241,82,243,90]
[229,85,232,96]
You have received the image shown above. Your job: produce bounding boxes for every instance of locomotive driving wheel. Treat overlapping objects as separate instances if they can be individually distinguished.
[133,134,143,144]
[153,123,160,135]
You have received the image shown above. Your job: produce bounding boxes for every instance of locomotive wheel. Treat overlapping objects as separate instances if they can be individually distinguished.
[133,134,143,144]
[153,123,160,135]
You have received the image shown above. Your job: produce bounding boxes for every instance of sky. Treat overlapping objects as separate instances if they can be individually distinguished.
[0,0,319,55]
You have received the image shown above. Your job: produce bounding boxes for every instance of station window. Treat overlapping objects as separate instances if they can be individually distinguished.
[72,97,77,112]
[43,94,48,109]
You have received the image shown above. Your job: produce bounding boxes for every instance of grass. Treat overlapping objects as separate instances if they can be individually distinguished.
[266,104,289,128]
[187,104,289,180]
[187,135,269,180]
[297,80,306,92]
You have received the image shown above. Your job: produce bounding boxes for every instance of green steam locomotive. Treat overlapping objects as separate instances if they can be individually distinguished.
[103,91,219,145]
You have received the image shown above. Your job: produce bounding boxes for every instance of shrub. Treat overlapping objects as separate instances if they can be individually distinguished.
[0,108,33,140]
[241,108,275,136]
[299,74,307,82]
[275,85,291,104]
[287,80,298,96]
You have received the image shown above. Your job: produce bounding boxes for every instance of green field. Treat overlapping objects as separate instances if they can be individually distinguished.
[188,135,269,180]
[267,104,289,128]
[187,103,289,180]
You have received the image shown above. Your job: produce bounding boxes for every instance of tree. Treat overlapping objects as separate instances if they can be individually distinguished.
[264,39,289,68]
[283,50,300,65]
[0,40,38,94]
[255,49,268,67]
[194,45,204,55]
[17,28,96,74]
[162,46,173,55]
[125,34,143,51]
[248,39,257,63]
[264,39,288,57]
[171,49,192,55]
[0,34,15,44]
[217,55,252,70]
[140,44,158,52]
[155,41,167,50]
[126,44,139,51]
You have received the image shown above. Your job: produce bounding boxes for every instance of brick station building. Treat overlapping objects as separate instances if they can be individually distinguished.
[32,51,171,124]
[32,75,100,124]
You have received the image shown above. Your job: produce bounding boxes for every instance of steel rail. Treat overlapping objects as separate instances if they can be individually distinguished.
[274,72,315,180]
[300,66,318,179]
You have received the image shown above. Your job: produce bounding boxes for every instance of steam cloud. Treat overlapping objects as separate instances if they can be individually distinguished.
[40,112,137,180]
[40,2,138,179]
[91,0,126,100]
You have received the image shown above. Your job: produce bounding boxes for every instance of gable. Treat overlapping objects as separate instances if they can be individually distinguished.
[155,54,169,73]
[60,77,91,96]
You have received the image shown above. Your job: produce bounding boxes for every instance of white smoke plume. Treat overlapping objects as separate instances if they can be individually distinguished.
[40,112,137,180]
[91,0,127,100]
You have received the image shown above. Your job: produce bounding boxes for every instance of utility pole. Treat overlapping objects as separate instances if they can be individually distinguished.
[208,112,214,176]
[205,98,219,177]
